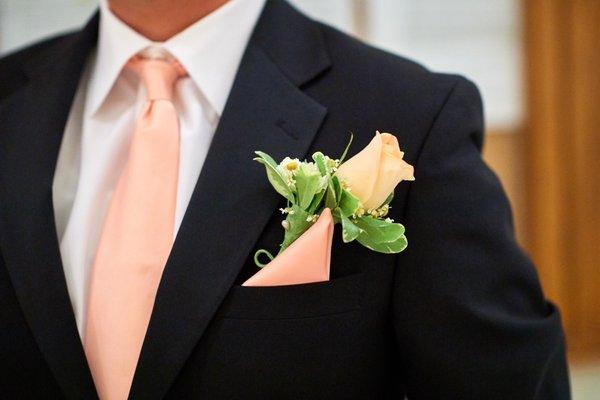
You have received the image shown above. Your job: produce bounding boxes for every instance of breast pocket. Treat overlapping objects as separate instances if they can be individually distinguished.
[216,272,367,320]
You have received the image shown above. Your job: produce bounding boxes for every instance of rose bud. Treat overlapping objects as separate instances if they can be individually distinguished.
[335,131,415,210]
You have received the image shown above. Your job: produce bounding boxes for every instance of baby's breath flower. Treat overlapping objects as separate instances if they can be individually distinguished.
[354,207,365,218]
[279,157,300,172]
[277,157,300,190]
[378,204,390,217]
[324,156,340,172]
[385,217,394,223]
[305,214,318,223]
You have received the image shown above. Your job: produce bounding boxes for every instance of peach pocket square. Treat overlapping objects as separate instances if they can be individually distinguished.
[243,208,334,287]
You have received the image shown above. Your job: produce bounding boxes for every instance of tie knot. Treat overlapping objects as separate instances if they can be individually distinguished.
[127,54,187,101]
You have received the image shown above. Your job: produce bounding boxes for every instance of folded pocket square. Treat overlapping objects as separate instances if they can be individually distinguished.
[243,208,334,287]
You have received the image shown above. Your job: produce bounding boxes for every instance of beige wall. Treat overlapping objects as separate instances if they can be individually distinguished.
[482,132,527,246]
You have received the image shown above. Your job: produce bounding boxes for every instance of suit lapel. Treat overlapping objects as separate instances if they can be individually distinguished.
[0,15,99,400]
[129,1,331,398]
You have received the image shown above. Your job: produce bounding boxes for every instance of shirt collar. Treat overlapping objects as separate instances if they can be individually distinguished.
[88,0,266,116]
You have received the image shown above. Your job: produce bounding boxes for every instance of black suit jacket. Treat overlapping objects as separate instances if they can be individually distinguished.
[0,1,570,399]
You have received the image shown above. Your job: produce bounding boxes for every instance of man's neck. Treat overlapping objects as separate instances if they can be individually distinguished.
[108,0,230,42]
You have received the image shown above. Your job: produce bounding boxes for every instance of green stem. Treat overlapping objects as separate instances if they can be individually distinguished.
[253,249,274,268]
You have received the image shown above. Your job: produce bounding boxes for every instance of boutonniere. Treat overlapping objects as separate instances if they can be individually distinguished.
[252,131,415,269]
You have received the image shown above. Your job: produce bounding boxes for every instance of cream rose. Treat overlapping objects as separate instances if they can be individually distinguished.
[335,131,415,210]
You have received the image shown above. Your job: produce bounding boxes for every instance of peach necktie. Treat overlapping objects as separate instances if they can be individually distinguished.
[84,55,186,400]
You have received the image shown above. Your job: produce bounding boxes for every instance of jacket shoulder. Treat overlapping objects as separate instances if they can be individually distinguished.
[0,32,75,99]
[311,23,480,155]
[317,23,467,102]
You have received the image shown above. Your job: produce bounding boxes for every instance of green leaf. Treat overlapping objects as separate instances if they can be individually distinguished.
[354,217,408,254]
[254,151,294,203]
[339,133,354,163]
[357,234,407,253]
[254,150,279,170]
[279,206,312,253]
[340,212,363,243]
[331,175,342,202]
[307,187,327,215]
[324,175,342,210]
[330,207,341,224]
[338,189,361,217]
[295,164,326,210]
[354,216,405,242]
[312,152,328,176]
[325,183,337,210]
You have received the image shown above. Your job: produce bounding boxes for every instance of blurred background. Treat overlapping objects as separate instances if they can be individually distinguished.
[1,0,598,397]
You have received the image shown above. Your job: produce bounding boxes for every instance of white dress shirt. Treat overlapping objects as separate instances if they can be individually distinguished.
[53,0,266,335]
